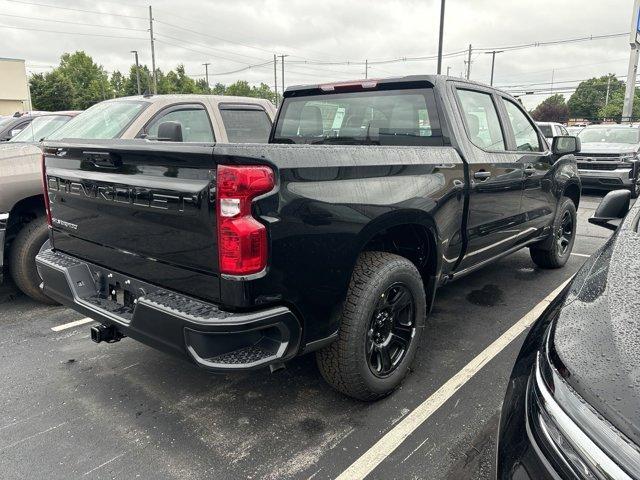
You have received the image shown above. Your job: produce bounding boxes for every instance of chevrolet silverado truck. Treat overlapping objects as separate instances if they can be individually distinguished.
[576,124,640,198]
[36,76,581,400]
[1,94,275,304]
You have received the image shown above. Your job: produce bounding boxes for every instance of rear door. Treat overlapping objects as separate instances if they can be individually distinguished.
[451,84,525,271]
[498,96,556,236]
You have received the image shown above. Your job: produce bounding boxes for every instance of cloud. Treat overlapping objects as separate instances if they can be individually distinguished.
[0,0,634,109]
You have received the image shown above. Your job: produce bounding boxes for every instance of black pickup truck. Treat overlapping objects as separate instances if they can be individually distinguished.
[36,76,581,400]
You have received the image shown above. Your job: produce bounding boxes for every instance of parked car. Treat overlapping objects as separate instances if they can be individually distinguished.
[0,112,81,303]
[36,76,581,400]
[497,189,640,479]
[0,113,39,142]
[536,121,569,142]
[576,124,640,198]
[1,95,276,304]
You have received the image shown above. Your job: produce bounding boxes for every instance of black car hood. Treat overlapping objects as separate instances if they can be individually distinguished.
[553,203,640,446]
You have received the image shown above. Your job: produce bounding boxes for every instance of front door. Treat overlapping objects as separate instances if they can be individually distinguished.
[499,97,556,237]
[452,86,525,272]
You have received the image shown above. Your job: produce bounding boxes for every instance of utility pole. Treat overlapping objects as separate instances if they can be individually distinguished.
[273,54,278,107]
[280,54,287,98]
[484,50,503,86]
[605,75,611,106]
[466,44,472,79]
[148,5,157,94]
[550,69,555,93]
[365,59,368,79]
[131,50,141,95]
[623,0,640,123]
[203,62,211,89]
[446,66,451,76]
[436,0,446,74]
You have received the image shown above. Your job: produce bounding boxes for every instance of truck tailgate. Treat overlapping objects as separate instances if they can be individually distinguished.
[44,141,221,302]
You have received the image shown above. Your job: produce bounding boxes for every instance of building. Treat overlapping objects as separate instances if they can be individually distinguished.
[0,58,32,115]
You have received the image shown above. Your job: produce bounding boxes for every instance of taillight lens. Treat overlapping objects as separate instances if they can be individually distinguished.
[41,153,52,227]
[216,165,274,276]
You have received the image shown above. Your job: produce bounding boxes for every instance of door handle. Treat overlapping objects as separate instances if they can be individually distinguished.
[473,171,491,181]
[524,164,537,175]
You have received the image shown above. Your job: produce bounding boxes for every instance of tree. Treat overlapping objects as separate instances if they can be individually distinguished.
[598,87,640,121]
[110,70,126,97]
[567,74,624,120]
[57,51,113,108]
[531,94,569,123]
[30,70,75,111]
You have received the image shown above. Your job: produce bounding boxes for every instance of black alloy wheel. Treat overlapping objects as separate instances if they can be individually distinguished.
[366,283,416,378]
[556,210,574,257]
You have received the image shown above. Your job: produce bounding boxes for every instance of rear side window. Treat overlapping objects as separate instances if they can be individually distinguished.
[273,88,443,146]
[144,106,214,142]
[219,107,272,143]
[456,89,506,151]
[502,99,542,152]
[538,124,553,138]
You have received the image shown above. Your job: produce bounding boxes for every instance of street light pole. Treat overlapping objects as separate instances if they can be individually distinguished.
[465,44,472,79]
[436,0,446,74]
[203,62,211,89]
[130,50,141,95]
[484,50,503,86]
[148,5,157,94]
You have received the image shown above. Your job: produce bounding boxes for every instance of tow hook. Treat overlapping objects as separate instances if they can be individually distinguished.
[90,324,124,344]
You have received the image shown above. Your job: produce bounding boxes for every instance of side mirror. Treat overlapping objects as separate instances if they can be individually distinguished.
[156,121,183,142]
[552,135,581,155]
[588,189,631,231]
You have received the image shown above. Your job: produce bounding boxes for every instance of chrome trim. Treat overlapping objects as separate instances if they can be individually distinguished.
[535,357,635,480]
[0,212,9,222]
[220,268,267,281]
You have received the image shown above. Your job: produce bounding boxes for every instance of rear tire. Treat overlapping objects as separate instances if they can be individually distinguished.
[530,198,576,269]
[9,217,57,304]
[316,251,426,401]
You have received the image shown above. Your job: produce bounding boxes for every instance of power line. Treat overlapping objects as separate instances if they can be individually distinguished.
[154,32,268,64]
[0,22,146,40]
[6,0,148,20]
[0,12,147,32]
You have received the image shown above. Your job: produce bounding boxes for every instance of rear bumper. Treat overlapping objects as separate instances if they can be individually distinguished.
[0,212,8,283]
[36,249,302,371]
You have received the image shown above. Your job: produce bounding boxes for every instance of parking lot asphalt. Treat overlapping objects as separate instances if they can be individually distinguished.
[0,193,613,480]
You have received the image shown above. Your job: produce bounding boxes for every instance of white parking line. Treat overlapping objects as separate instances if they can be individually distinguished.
[570,252,591,258]
[336,277,574,480]
[51,317,95,332]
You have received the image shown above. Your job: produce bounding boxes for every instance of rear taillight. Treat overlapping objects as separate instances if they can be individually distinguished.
[41,153,52,227]
[216,165,275,276]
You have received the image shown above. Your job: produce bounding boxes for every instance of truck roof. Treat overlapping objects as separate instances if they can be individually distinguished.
[109,94,274,109]
[284,74,518,103]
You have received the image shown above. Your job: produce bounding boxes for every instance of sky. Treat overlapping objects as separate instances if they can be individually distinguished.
[0,0,635,109]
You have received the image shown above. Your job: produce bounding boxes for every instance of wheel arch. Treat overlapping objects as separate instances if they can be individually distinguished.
[562,180,581,210]
[353,210,442,310]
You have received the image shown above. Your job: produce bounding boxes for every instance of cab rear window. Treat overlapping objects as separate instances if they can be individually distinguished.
[273,88,442,146]
[219,106,272,143]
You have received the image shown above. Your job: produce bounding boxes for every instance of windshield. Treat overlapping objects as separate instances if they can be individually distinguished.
[0,117,14,129]
[578,127,640,145]
[9,115,71,142]
[47,100,148,140]
[273,88,443,146]
[538,124,553,138]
